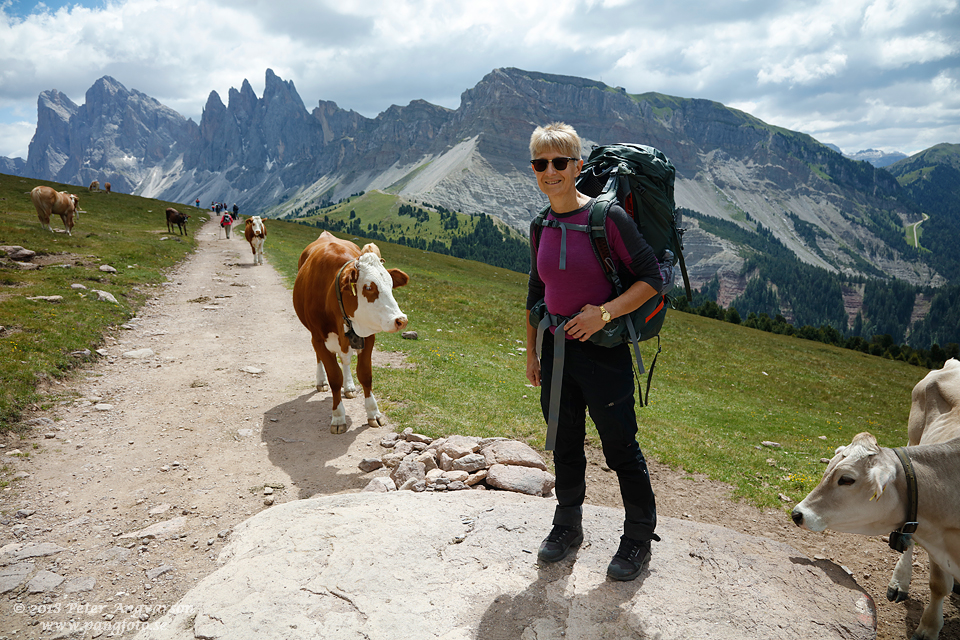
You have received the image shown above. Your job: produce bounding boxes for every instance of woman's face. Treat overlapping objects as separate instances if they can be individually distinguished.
[532,148,582,201]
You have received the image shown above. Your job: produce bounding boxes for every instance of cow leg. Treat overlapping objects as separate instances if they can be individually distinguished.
[914,561,952,640]
[311,336,331,393]
[887,541,914,602]
[320,335,350,434]
[339,350,358,398]
[357,338,385,427]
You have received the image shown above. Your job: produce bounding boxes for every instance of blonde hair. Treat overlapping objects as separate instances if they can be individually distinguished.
[529,122,582,160]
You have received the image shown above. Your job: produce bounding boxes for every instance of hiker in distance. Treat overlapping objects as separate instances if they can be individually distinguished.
[525,122,662,581]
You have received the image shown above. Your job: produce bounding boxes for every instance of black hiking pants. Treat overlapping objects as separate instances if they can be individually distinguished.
[539,330,657,542]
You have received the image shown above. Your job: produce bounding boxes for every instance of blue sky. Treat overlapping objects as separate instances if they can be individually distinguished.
[0,0,957,160]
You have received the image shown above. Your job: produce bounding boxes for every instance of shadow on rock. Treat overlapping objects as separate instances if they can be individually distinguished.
[477,551,648,639]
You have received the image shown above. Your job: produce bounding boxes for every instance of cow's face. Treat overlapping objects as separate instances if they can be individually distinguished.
[250,216,265,237]
[343,252,408,337]
[792,432,901,535]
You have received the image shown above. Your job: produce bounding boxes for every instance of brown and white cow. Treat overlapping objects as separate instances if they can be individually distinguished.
[31,186,78,236]
[165,208,189,235]
[292,231,409,433]
[88,180,99,192]
[792,359,960,640]
[104,182,111,194]
[244,216,266,265]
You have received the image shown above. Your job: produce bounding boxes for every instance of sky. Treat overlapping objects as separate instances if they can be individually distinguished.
[0,0,957,161]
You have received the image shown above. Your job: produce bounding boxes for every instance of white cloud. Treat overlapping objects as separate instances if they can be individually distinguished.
[757,50,849,85]
[0,120,35,159]
[0,0,957,160]
[877,34,958,68]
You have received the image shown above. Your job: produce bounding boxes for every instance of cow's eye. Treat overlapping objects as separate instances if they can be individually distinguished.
[837,476,855,486]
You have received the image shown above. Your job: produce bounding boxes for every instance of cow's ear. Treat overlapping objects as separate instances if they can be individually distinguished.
[868,463,897,501]
[389,269,409,289]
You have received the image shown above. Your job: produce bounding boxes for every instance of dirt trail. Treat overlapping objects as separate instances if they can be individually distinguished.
[0,217,955,639]
[0,218,398,637]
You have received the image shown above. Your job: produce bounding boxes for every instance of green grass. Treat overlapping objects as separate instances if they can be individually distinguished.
[266,189,526,249]
[0,174,208,428]
[1,179,927,512]
[269,221,923,511]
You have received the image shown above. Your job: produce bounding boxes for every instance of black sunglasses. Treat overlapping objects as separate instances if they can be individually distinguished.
[530,157,578,172]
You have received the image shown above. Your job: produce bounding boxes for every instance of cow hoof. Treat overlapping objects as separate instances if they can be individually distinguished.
[886,586,909,602]
[316,383,329,393]
[367,416,384,427]
[330,423,347,434]
[343,389,357,399]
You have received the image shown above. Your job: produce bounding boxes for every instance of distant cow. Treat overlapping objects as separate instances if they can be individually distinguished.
[292,232,409,433]
[31,186,78,236]
[88,180,99,192]
[165,208,189,235]
[104,182,111,194]
[244,216,267,265]
[792,359,960,640]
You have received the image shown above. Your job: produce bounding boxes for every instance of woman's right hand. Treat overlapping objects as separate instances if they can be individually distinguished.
[526,352,541,387]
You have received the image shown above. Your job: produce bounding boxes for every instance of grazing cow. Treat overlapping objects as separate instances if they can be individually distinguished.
[88,180,99,192]
[244,216,266,265]
[30,186,78,235]
[792,359,960,640]
[292,232,409,433]
[104,182,111,194]
[165,207,189,235]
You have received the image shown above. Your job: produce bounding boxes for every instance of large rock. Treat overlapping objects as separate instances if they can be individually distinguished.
[136,492,875,640]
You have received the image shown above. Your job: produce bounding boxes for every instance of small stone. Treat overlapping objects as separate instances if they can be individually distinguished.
[263,497,274,506]
[362,477,396,492]
[401,331,418,340]
[27,570,64,593]
[122,348,155,359]
[91,289,118,303]
[99,264,118,273]
[63,576,96,593]
[263,486,274,495]
[145,565,174,580]
[761,441,782,448]
[358,458,383,472]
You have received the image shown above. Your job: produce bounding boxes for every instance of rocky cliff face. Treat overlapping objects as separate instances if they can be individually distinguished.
[11,68,937,289]
[23,89,78,180]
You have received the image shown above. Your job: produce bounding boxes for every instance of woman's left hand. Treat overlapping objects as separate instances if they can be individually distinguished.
[565,304,605,341]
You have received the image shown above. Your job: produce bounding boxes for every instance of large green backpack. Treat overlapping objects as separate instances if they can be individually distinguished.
[576,143,691,302]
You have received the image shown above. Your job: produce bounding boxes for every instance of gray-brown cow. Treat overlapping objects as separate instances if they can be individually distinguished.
[165,208,189,235]
[792,359,960,640]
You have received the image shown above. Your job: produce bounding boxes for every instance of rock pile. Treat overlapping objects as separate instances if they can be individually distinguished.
[359,429,555,497]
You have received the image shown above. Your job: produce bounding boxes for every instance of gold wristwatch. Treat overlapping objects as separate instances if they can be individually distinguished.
[600,305,611,323]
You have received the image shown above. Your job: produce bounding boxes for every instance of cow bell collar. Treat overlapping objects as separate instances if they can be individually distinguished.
[888,447,919,553]
[334,259,365,351]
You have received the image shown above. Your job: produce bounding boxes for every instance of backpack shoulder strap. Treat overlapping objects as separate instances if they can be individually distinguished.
[531,205,550,253]
[587,189,624,294]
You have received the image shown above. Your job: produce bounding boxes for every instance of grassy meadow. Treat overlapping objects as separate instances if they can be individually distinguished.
[0,174,208,427]
[266,216,923,511]
[1,176,928,510]
[267,189,528,246]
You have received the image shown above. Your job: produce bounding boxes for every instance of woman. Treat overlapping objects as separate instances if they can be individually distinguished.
[525,122,661,581]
